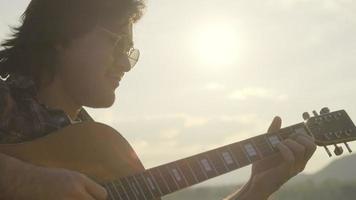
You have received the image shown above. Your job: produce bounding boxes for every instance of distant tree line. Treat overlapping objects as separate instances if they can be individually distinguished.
[163,180,356,200]
[274,179,356,200]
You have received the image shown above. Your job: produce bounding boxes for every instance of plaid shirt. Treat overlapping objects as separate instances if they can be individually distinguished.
[0,74,94,144]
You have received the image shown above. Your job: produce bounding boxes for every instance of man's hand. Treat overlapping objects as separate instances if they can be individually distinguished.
[225,116,317,200]
[247,116,316,199]
[0,153,108,200]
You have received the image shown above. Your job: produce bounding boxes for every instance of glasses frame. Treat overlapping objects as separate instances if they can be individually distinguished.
[96,25,140,69]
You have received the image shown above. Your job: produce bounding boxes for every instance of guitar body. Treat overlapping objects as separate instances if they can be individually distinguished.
[0,109,354,199]
[0,121,144,184]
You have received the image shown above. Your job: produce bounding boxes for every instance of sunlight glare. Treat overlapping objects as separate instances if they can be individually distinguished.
[192,23,240,67]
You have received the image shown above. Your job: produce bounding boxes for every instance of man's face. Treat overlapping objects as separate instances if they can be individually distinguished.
[55,22,134,108]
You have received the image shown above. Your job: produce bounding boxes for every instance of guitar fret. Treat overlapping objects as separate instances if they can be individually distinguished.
[230,143,250,167]
[241,144,253,163]
[145,170,163,197]
[294,126,308,135]
[168,163,188,188]
[196,157,210,179]
[227,146,240,168]
[121,177,137,200]
[277,132,284,140]
[264,134,275,151]
[181,159,199,184]
[115,180,129,200]
[267,134,282,148]
[105,184,117,200]
[159,166,179,192]
[109,182,122,200]
[176,163,189,186]
[157,168,172,193]
[217,151,230,171]
[187,157,208,181]
[279,128,290,140]
[131,175,148,200]
[250,139,263,158]
[255,135,275,157]
[150,168,170,195]
[198,156,218,178]
[206,154,220,174]
[128,177,140,200]
[208,150,228,174]
[242,141,260,162]
[135,173,154,200]
[165,165,180,190]
[219,148,237,171]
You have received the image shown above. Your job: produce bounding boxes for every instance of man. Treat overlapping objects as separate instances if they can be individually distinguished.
[0,0,316,199]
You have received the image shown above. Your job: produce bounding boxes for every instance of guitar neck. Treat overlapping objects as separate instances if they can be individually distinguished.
[103,122,309,200]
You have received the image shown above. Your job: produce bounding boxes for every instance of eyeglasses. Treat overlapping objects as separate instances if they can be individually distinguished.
[97,26,140,70]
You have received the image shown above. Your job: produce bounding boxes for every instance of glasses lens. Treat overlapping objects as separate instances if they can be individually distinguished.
[112,38,140,69]
[128,48,140,68]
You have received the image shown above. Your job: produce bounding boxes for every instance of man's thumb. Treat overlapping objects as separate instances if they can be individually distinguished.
[267,116,282,133]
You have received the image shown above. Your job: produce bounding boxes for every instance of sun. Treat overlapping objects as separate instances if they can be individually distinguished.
[192,23,240,67]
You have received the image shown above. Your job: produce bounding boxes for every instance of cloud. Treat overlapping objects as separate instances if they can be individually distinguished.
[115,113,210,128]
[266,0,347,11]
[159,128,180,139]
[217,114,263,125]
[204,82,226,91]
[183,115,209,128]
[227,87,288,101]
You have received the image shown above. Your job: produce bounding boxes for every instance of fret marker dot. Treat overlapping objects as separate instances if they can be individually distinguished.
[244,144,257,156]
[222,151,234,165]
[200,159,212,171]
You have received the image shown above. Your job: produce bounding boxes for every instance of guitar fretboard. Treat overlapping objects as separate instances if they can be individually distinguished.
[103,123,309,200]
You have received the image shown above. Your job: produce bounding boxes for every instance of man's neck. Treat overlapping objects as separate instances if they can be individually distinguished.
[36,77,81,121]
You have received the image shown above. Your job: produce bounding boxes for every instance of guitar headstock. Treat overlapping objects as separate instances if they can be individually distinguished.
[304,107,356,157]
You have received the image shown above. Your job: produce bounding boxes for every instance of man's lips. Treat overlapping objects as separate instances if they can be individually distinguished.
[106,72,124,79]
[106,72,124,88]
[106,75,121,87]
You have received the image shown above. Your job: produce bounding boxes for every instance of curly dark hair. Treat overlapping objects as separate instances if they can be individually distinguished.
[0,0,145,87]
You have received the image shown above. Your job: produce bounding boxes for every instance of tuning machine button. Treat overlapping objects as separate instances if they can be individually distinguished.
[335,131,342,138]
[345,129,353,136]
[313,110,319,117]
[302,112,310,121]
[333,144,343,156]
[320,107,330,115]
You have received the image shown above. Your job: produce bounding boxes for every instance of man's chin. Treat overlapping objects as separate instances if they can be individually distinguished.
[85,94,116,108]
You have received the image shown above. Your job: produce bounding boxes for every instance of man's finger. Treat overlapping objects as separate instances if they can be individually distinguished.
[77,192,97,200]
[275,142,295,176]
[294,135,317,161]
[268,116,282,133]
[283,139,306,162]
[82,176,108,200]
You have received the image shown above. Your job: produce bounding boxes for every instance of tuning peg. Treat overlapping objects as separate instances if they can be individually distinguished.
[320,107,330,115]
[344,142,352,153]
[345,129,353,136]
[302,112,310,121]
[312,110,319,117]
[324,146,332,157]
[333,144,343,156]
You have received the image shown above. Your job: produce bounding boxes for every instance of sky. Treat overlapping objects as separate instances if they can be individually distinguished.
[1,0,356,186]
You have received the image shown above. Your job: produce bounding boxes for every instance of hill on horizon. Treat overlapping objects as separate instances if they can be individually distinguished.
[288,153,356,185]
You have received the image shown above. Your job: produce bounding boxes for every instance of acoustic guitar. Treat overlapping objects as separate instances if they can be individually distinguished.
[0,107,355,200]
